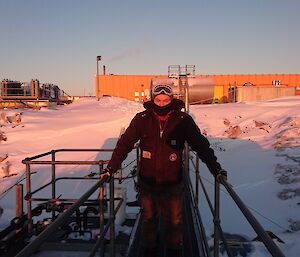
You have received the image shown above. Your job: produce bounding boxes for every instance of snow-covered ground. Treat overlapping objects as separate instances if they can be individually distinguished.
[1,96,299,256]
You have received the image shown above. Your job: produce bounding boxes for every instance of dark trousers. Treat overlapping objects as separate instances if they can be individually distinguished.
[139,190,183,251]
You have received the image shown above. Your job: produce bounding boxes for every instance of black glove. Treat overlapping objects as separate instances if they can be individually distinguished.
[216,169,227,182]
[100,166,114,182]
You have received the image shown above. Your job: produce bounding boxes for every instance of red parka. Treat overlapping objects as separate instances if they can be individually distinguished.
[108,99,221,185]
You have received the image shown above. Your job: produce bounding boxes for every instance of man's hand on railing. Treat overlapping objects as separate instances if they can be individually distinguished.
[100,166,114,182]
[216,169,227,183]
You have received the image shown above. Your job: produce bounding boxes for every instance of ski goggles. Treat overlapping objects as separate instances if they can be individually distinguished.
[152,85,173,96]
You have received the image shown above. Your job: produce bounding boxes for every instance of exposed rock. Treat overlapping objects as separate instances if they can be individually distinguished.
[274,117,300,148]
[276,153,300,163]
[288,219,300,232]
[1,161,11,177]
[224,125,242,139]
[277,188,300,200]
[1,112,22,125]
[275,164,300,185]
[0,131,7,142]
[6,112,22,124]
[0,154,8,163]
[274,127,300,148]
[254,120,270,128]
[254,120,271,133]
[277,175,300,185]
[223,118,231,126]
[0,112,8,123]
[282,117,300,129]
[12,112,22,124]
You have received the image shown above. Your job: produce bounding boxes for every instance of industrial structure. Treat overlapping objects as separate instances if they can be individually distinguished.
[0,79,71,108]
[95,66,300,103]
[0,140,285,256]
[0,66,287,256]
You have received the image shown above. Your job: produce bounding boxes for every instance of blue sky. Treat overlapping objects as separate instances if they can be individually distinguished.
[0,0,299,96]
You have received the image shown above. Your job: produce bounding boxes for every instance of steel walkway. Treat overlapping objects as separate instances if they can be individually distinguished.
[0,149,286,257]
[125,187,208,257]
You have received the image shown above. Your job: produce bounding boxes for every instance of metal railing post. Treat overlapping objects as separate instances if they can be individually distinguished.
[16,184,24,217]
[234,82,237,102]
[184,81,189,113]
[109,174,115,257]
[51,150,56,220]
[99,164,105,257]
[184,143,190,176]
[17,178,106,257]
[214,178,221,257]
[25,162,33,234]
[195,156,200,206]
[136,147,140,167]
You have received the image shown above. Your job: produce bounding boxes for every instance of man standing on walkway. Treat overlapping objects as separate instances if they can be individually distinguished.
[103,83,226,257]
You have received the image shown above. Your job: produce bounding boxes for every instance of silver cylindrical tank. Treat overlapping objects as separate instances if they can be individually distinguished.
[150,77,214,104]
[187,77,214,104]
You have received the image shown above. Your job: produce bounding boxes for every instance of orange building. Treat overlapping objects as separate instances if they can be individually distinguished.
[96,74,300,101]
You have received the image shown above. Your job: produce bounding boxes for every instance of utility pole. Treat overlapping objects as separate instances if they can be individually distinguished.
[96,56,101,100]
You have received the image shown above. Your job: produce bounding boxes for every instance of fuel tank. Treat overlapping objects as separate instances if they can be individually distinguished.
[150,77,214,104]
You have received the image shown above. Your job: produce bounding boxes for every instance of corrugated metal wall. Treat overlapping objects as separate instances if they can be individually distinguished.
[97,75,166,101]
[236,86,296,102]
[210,74,300,87]
[96,74,300,101]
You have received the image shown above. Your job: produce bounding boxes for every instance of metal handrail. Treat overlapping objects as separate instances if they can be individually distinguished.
[16,148,133,257]
[23,149,114,233]
[22,148,114,162]
[16,177,107,257]
[16,147,139,257]
[89,196,124,257]
[219,176,285,257]
[184,173,211,257]
[23,160,110,165]
[189,152,285,257]
[7,145,287,257]
[190,155,234,257]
